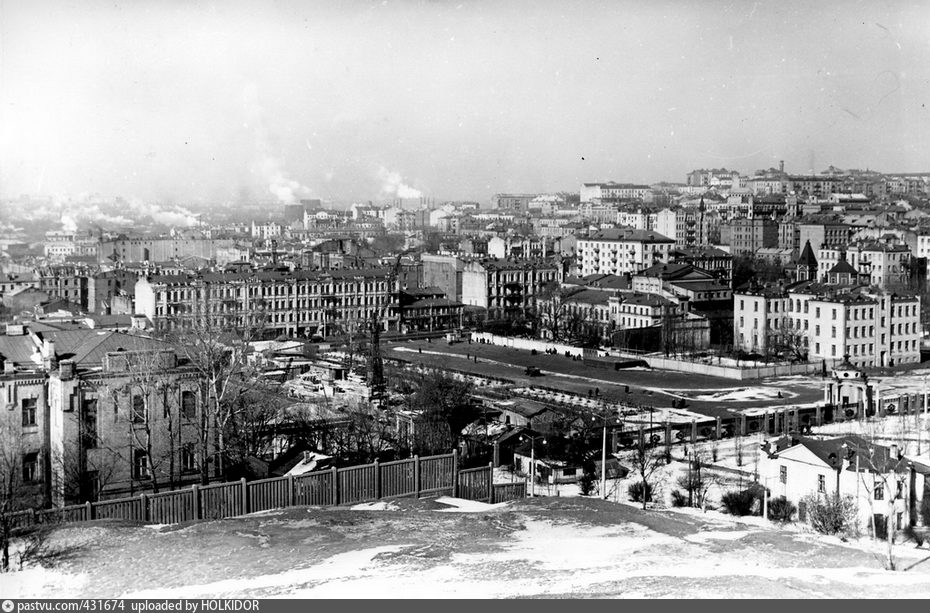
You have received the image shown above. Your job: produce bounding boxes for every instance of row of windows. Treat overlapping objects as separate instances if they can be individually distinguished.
[741,299,917,322]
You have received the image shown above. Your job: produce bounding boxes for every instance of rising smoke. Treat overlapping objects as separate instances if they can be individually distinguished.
[377,166,423,199]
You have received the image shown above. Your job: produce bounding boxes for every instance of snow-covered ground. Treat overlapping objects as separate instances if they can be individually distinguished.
[8,494,930,599]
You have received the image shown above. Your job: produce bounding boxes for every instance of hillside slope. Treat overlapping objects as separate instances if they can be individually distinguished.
[6,496,930,598]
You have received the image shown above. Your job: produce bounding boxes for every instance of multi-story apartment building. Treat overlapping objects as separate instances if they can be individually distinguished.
[778,220,801,252]
[719,218,778,255]
[787,176,841,198]
[734,282,920,367]
[0,324,203,506]
[98,236,238,266]
[580,182,650,202]
[490,194,537,213]
[36,264,91,309]
[135,268,398,338]
[86,269,140,314]
[576,228,674,276]
[685,169,740,188]
[797,215,852,254]
[487,236,555,260]
[461,258,561,321]
[654,204,718,247]
[577,202,618,224]
[817,243,911,289]
[616,207,657,231]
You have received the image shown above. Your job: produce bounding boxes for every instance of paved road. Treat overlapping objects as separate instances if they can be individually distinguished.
[386,339,826,419]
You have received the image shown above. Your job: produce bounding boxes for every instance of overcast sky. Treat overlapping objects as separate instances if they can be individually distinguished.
[1,0,928,206]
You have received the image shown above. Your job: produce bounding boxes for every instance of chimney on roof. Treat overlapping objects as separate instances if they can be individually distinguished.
[43,340,57,371]
[891,443,900,461]
[59,359,75,381]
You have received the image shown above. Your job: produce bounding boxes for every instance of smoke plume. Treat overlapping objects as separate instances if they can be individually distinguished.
[377,166,423,200]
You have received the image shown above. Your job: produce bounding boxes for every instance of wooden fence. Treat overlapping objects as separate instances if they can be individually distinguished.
[7,452,526,531]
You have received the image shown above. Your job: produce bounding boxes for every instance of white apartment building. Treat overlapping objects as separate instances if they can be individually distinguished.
[576,228,674,277]
[616,209,656,231]
[251,221,284,240]
[734,282,920,367]
[817,242,910,289]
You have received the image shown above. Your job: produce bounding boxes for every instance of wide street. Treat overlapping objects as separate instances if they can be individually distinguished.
[385,339,829,419]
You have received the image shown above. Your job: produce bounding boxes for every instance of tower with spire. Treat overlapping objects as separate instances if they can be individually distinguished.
[793,239,818,282]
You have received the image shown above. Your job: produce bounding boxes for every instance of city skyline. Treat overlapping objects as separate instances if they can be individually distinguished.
[1,0,928,205]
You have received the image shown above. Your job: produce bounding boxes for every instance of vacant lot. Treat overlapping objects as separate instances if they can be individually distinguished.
[7,496,930,598]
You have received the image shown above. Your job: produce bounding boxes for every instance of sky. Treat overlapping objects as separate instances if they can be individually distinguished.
[1,0,928,207]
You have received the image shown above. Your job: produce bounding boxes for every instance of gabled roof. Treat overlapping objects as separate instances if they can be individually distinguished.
[828,259,859,276]
[768,434,918,474]
[638,263,716,281]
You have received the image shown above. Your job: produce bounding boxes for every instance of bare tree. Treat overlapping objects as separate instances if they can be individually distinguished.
[629,431,666,510]
[536,281,573,341]
[166,311,266,484]
[766,317,809,362]
[856,419,906,571]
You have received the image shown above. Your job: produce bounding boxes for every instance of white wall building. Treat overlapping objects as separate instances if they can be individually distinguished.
[734,282,921,367]
[576,228,674,277]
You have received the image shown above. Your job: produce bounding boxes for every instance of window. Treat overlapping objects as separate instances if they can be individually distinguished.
[779,466,787,484]
[82,398,98,449]
[181,444,197,474]
[817,474,826,493]
[133,450,150,480]
[181,391,197,420]
[874,481,884,501]
[22,452,39,483]
[22,397,37,427]
[132,394,146,424]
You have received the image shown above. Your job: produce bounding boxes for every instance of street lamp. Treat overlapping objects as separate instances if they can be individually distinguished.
[521,433,546,497]
[591,403,622,500]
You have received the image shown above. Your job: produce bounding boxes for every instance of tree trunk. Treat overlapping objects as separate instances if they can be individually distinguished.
[886,499,896,571]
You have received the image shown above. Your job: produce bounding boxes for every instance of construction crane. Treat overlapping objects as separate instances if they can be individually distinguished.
[367,249,412,406]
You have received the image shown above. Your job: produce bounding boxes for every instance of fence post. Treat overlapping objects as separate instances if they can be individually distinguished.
[83,502,91,522]
[414,455,421,498]
[331,466,339,506]
[191,484,200,520]
[715,416,722,439]
[488,462,494,504]
[140,493,148,522]
[240,477,248,514]
[374,460,381,500]
[690,419,697,444]
[287,474,294,508]
[452,450,459,498]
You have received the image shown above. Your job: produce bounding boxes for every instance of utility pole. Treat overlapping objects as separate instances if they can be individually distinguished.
[601,415,607,499]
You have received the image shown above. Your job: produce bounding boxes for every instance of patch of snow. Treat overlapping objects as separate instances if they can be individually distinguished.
[433,496,510,512]
[3,565,88,598]
[349,501,398,511]
[248,509,284,517]
[684,530,752,543]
